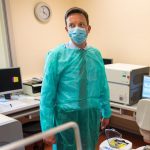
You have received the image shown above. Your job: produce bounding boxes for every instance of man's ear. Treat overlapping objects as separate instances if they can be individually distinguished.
[87,25,91,34]
[65,26,68,32]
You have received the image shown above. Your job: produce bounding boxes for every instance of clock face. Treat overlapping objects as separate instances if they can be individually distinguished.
[34,2,51,23]
[41,6,50,19]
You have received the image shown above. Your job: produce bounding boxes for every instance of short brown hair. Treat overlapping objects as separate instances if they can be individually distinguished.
[65,7,89,25]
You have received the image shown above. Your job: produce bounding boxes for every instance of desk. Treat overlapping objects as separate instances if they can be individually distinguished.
[0,96,140,134]
[0,97,40,123]
[110,102,140,134]
[111,102,137,121]
[0,97,40,149]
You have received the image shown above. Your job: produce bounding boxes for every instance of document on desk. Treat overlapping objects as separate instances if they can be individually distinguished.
[0,99,39,115]
[0,100,28,109]
[0,100,28,114]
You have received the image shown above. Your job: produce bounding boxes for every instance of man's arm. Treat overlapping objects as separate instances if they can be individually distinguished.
[100,74,112,119]
[98,52,112,128]
[40,51,58,131]
[100,67,112,129]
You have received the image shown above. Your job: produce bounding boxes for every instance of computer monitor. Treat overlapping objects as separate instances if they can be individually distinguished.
[103,58,113,65]
[0,67,23,99]
[142,75,150,99]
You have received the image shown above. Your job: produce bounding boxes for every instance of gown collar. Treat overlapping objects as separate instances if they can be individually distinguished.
[65,41,89,50]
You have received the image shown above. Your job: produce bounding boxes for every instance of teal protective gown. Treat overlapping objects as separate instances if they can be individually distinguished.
[40,44,111,150]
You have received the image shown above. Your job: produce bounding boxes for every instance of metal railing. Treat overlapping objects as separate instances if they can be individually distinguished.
[0,122,82,150]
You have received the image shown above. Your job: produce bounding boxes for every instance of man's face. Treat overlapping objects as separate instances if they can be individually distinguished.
[65,13,91,34]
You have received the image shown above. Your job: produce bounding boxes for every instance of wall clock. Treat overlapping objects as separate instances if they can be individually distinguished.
[34,2,51,23]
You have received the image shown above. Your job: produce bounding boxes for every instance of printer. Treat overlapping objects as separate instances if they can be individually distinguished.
[23,78,42,96]
[0,114,24,150]
[105,63,149,105]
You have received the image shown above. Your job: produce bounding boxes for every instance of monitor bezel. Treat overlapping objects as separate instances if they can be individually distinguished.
[0,67,23,96]
[142,75,150,99]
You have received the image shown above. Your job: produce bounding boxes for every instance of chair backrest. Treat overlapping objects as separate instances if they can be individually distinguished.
[136,99,150,131]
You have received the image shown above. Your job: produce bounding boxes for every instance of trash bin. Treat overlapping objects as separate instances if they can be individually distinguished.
[99,129,132,150]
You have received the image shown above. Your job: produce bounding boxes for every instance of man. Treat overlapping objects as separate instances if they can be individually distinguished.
[40,7,111,150]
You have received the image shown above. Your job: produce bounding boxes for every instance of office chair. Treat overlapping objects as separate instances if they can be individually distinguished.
[136,99,150,143]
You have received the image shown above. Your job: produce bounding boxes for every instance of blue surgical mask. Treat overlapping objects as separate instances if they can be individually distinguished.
[68,27,87,45]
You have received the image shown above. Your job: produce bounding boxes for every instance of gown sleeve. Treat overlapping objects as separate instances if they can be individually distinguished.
[98,51,112,119]
[100,70,112,119]
[40,51,58,131]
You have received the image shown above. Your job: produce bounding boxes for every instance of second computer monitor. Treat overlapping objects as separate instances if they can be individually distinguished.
[142,75,150,99]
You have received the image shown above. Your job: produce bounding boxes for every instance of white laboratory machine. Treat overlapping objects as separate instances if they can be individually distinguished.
[0,114,24,150]
[105,63,149,105]
[23,79,42,96]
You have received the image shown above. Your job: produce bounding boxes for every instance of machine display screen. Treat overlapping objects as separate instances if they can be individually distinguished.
[142,75,150,99]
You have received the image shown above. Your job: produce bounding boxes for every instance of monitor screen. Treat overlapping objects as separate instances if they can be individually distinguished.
[0,67,22,96]
[103,58,113,65]
[142,75,150,99]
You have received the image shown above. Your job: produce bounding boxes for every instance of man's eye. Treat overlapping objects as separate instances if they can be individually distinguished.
[79,23,86,28]
[69,24,75,28]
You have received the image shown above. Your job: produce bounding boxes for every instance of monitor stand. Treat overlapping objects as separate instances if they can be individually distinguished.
[4,94,11,100]
[4,93,21,101]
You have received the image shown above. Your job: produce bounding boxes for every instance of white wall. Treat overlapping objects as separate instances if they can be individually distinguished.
[8,0,75,79]
[77,0,150,66]
[8,0,150,79]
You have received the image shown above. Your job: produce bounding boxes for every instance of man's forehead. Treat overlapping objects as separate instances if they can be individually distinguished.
[66,13,87,24]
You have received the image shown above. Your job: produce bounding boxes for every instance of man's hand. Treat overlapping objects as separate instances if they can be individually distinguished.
[101,118,110,130]
[43,135,56,146]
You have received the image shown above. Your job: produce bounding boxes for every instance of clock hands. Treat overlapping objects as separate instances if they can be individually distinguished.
[42,6,49,16]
